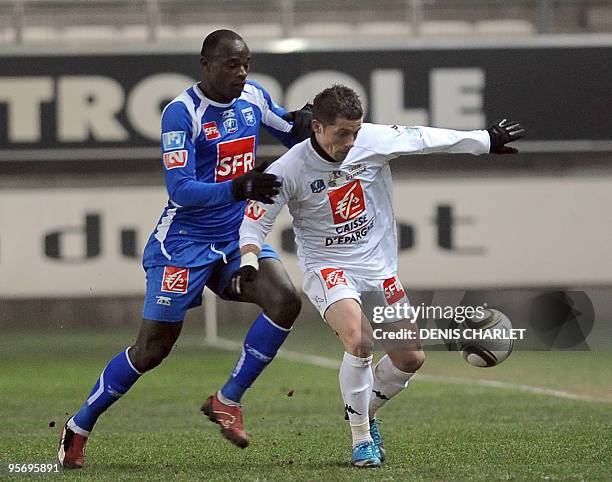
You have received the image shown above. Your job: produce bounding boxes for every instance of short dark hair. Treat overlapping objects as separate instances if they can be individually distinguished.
[312,84,363,126]
[201,29,244,57]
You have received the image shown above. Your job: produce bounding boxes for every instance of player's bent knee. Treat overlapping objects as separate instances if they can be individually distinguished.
[130,342,174,372]
[282,288,302,322]
[349,341,374,358]
[263,287,302,328]
[344,333,374,358]
[394,350,426,373]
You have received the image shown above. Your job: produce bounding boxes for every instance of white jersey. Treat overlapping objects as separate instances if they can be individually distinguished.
[240,123,490,278]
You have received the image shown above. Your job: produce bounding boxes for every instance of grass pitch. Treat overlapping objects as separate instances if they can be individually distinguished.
[1,327,611,481]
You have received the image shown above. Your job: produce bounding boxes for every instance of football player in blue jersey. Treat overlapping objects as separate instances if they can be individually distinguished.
[58,30,312,468]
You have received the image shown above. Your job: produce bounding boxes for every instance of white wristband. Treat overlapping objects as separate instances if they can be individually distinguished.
[240,252,259,270]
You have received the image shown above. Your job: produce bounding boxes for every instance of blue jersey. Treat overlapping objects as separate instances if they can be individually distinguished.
[143,80,297,268]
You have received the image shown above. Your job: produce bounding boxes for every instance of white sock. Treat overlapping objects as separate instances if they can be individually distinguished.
[339,351,373,446]
[67,417,90,437]
[369,355,414,418]
[217,390,240,407]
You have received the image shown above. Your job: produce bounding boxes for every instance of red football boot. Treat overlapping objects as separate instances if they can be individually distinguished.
[58,421,88,469]
[201,393,249,448]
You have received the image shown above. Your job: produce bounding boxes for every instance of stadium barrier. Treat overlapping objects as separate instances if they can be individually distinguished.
[1,175,611,298]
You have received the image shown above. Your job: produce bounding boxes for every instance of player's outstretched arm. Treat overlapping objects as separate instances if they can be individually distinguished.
[417,118,524,155]
[364,120,524,160]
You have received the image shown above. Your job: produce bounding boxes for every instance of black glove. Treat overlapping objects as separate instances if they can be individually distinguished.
[487,119,525,154]
[227,265,258,298]
[231,165,281,204]
[282,103,313,141]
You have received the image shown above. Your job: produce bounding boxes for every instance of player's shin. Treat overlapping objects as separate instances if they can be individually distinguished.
[70,348,142,434]
[340,351,374,446]
[220,313,291,403]
[369,354,415,417]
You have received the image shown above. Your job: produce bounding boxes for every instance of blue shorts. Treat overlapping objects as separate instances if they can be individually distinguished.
[143,241,279,322]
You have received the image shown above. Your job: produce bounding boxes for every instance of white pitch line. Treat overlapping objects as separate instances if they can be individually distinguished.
[414,375,612,403]
[207,337,612,404]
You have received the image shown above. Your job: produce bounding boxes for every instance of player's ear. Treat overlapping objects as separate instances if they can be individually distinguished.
[312,119,322,134]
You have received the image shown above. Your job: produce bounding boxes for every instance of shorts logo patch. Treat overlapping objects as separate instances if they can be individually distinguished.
[215,136,256,182]
[162,131,186,150]
[203,121,221,140]
[161,266,189,293]
[383,276,405,305]
[162,150,188,169]
[156,295,172,306]
[327,180,366,224]
[245,200,266,221]
[320,268,348,290]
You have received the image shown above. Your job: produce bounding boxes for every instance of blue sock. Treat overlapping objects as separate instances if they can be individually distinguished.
[72,348,142,433]
[221,313,291,403]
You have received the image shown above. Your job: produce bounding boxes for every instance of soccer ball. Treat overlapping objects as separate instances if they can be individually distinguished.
[458,308,514,368]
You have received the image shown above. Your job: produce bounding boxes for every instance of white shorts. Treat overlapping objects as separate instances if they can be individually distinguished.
[303,267,410,324]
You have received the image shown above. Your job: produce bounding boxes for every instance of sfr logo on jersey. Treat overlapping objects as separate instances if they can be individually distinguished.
[383,276,405,305]
[320,268,348,290]
[328,180,366,224]
[161,266,189,293]
[215,136,256,182]
[245,200,266,221]
[162,150,188,170]
[203,121,221,140]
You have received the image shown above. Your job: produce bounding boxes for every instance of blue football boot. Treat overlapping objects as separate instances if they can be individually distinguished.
[369,418,386,462]
[351,440,381,468]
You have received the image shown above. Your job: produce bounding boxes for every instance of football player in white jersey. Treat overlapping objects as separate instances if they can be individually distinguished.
[232,84,524,467]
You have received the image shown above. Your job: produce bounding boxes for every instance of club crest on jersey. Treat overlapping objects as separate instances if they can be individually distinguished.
[327,180,366,224]
[328,170,343,187]
[320,268,348,290]
[161,266,189,293]
[203,121,221,140]
[245,200,266,220]
[215,136,256,182]
[162,131,186,151]
[162,149,188,170]
[383,276,405,305]
[223,117,238,134]
[328,172,345,188]
[241,107,256,126]
[310,179,325,193]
